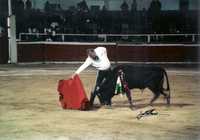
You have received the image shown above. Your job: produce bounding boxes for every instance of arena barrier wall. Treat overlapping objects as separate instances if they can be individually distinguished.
[0,34,8,64]
[17,42,199,63]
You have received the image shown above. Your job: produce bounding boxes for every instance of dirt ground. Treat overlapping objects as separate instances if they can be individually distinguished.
[0,64,200,140]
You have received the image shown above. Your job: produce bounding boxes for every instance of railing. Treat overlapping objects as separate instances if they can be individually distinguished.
[18,33,200,44]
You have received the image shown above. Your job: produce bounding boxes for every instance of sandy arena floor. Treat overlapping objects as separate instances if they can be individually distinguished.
[0,64,200,140]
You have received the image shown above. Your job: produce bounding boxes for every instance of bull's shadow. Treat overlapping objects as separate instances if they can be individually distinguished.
[88,102,194,111]
[112,98,147,104]
[89,98,148,110]
[110,101,194,110]
[89,105,102,110]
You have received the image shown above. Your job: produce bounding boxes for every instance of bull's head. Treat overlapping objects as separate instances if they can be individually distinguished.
[97,68,126,105]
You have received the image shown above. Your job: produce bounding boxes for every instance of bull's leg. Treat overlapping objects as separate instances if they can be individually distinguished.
[158,76,170,105]
[124,88,134,110]
[149,87,160,105]
[149,94,160,105]
[160,91,170,105]
[104,100,111,106]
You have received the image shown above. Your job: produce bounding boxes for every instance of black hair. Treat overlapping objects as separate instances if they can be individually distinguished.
[87,49,99,61]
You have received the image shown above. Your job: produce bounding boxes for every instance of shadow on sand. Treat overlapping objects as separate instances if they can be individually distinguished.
[88,100,194,111]
[111,102,194,110]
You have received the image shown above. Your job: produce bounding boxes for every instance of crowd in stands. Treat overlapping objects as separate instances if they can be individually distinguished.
[0,0,198,42]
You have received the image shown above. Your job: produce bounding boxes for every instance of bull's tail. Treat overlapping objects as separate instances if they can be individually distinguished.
[163,69,171,105]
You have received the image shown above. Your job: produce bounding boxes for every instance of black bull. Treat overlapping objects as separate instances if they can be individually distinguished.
[91,65,171,108]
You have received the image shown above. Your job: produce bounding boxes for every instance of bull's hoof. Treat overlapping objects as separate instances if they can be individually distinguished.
[166,97,170,106]
[100,102,105,106]
[166,102,170,107]
[130,107,135,111]
[148,103,154,107]
[129,105,136,110]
